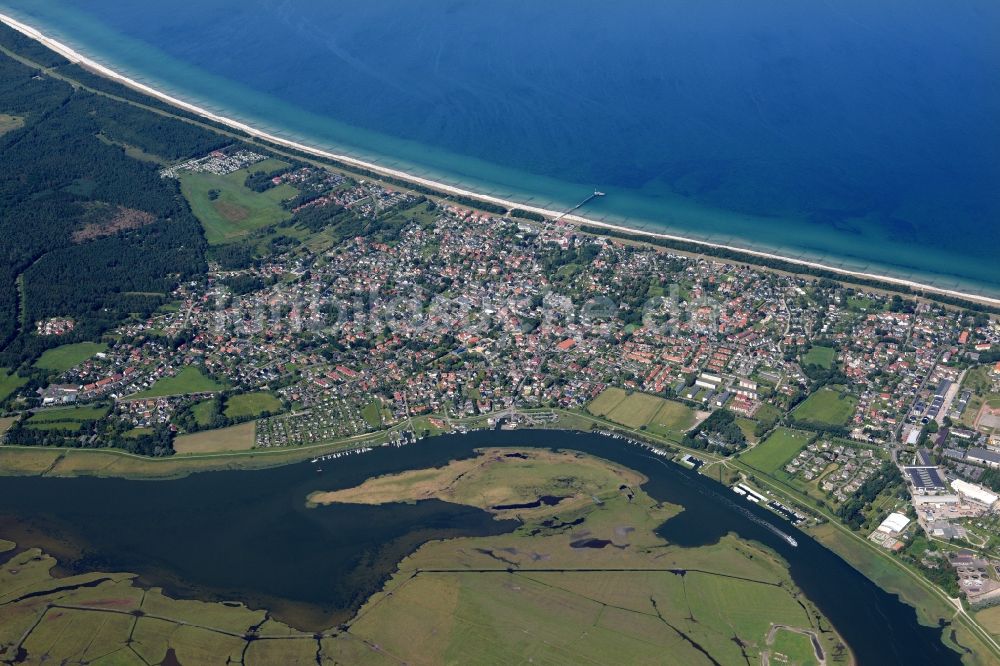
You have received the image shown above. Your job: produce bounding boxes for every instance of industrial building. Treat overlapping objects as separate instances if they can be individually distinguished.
[968,448,1000,469]
[904,466,947,495]
[951,479,998,507]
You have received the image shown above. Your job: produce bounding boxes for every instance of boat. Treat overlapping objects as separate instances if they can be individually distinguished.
[593,190,606,197]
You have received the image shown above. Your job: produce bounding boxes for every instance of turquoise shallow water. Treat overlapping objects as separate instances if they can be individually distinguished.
[2,0,998,296]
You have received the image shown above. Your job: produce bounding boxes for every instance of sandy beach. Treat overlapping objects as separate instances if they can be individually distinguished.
[2,11,998,309]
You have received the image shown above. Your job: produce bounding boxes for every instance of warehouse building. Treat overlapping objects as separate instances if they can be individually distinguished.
[904,466,947,495]
[968,448,1000,469]
[951,479,998,508]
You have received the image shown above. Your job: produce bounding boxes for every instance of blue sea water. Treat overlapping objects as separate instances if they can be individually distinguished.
[2,0,998,295]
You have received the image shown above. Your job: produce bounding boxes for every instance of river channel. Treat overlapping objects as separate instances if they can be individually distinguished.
[0,429,961,663]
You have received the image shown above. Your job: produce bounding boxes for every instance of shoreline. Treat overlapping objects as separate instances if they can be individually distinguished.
[0,427,977,663]
[2,11,998,308]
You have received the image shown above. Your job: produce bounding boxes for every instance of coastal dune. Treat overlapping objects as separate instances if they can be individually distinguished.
[1,12,997,309]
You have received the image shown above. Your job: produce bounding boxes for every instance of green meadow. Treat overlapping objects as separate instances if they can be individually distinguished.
[770,627,820,665]
[739,427,814,474]
[224,392,281,419]
[178,158,298,244]
[802,345,835,369]
[27,405,109,424]
[174,421,257,454]
[24,404,110,433]
[361,399,384,428]
[327,448,846,665]
[33,342,107,372]
[191,399,217,427]
[587,387,695,434]
[792,388,858,427]
[0,368,27,402]
[131,367,226,398]
[0,455,844,666]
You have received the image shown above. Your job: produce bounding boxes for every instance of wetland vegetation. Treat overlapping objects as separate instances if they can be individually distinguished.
[0,430,971,664]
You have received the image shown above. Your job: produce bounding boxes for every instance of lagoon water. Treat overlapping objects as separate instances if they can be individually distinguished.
[0,430,964,664]
[1,0,998,295]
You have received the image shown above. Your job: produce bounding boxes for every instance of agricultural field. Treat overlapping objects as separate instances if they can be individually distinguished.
[587,387,695,434]
[646,399,697,436]
[0,367,27,402]
[791,388,858,428]
[801,345,836,369]
[739,427,814,474]
[131,367,226,398]
[587,386,631,417]
[24,404,110,432]
[20,421,83,432]
[319,448,848,665]
[224,391,281,419]
[178,158,299,244]
[32,342,107,372]
[601,390,662,428]
[173,421,257,454]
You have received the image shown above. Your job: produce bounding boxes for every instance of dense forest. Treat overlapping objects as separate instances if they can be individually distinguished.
[0,36,225,366]
[682,409,748,453]
[4,417,175,456]
[978,468,1000,493]
[510,209,546,222]
[245,164,297,192]
[0,21,69,67]
[0,24,241,135]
